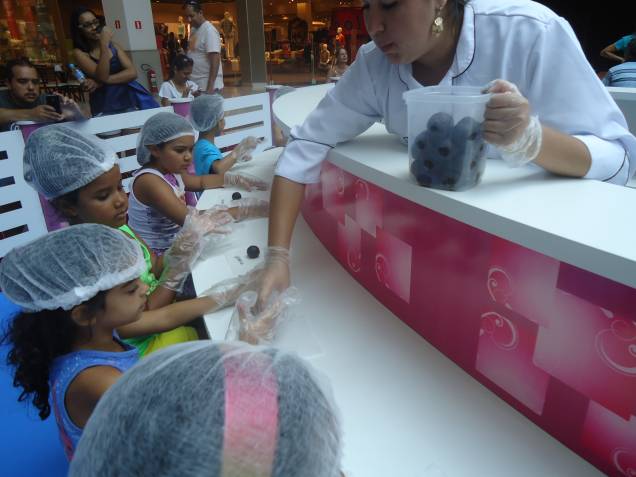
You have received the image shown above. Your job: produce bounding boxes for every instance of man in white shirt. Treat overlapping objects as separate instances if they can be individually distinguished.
[182,0,223,94]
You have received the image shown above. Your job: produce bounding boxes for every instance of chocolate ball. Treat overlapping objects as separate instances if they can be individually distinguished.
[247,245,260,259]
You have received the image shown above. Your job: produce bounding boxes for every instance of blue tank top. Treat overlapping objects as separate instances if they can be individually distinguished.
[49,334,138,460]
[89,43,136,115]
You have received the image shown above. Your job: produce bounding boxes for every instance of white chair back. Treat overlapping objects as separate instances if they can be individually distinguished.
[217,92,273,156]
[0,130,47,258]
[66,106,174,191]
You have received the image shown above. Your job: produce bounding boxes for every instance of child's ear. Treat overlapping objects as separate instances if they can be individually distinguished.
[70,305,97,327]
[147,144,161,156]
[53,198,80,223]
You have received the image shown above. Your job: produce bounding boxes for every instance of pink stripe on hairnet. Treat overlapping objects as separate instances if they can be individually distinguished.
[221,353,279,477]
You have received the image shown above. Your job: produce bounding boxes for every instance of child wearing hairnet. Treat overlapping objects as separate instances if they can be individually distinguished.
[190,94,261,176]
[22,124,266,356]
[69,341,343,477]
[129,112,269,255]
[0,225,264,460]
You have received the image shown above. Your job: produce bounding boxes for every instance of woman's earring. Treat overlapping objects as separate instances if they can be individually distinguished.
[432,7,444,36]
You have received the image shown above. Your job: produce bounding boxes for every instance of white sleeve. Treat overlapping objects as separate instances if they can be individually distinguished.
[274,50,383,184]
[158,81,173,99]
[524,17,635,184]
[206,24,221,54]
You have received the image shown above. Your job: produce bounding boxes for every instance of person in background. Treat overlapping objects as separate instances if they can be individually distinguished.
[603,39,636,88]
[69,341,343,477]
[166,31,179,68]
[70,7,139,116]
[158,54,201,107]
[318,43,331,72]
[328,47,350,79]
[601,29,636,64]
[182,0,224,94]
[0,57,82,131]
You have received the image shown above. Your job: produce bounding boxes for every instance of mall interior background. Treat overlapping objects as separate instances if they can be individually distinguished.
[0,0,632,92]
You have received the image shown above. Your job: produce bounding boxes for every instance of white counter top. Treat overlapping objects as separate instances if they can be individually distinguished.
[191,149,601,477]
[273,85,636,288]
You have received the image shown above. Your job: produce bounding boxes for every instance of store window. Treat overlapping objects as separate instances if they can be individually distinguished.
[0,0,63,66]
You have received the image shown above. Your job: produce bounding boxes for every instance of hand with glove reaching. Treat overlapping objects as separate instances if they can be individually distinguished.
[231,136,262,163]
[198,264,266,310]
[483,79,542,167]
[229,198,270,221]
[223,171,269,191]
[228,287,300,345]
[160,207,234,291]
[256,246,291,310]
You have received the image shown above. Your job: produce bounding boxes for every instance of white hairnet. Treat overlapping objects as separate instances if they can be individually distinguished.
[190,93,225,132]
[70,341,342,477]
[0,224,146,312]
[23,124,117,199]
[136,112,194,166]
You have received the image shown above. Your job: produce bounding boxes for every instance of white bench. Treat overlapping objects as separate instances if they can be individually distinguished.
[0,130,47,258]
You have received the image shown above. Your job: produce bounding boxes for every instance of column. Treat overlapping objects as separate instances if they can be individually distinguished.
[235,0,267,88]
[101,0,162,91]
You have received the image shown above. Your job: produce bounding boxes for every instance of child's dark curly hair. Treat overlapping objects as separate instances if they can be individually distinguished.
[2,292,106,420]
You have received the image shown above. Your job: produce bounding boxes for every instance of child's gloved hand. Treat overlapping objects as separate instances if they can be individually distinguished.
[483,79,543,167]
[233,136,262,163]
[160,207,234,291]
[230,198,270,221]
[223,171,269,191]
[228,287,300,345]
[199,265,265,310]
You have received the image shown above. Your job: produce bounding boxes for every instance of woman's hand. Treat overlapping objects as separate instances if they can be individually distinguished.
[182,86,191,98]
[83,78,101,93]
[257,246,290,309]
[99,26,114,46]
[483,79,530,146]
[484,79,542,167]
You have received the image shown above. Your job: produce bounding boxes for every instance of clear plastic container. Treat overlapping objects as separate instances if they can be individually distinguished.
[403,86,491,191]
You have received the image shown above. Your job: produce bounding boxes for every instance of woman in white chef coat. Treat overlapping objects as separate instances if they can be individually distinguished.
[258,0,636,302]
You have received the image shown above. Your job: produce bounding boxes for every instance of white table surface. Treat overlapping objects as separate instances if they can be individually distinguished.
[273,84,636,289]
[192,149,601,477]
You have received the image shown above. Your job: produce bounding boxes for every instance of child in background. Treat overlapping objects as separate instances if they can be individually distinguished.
[158,54,201,107]
[0,225,262,460]
[128,112,269,255]
[70,341,343,476]
[22,124,258,356]
[190,93,261,175]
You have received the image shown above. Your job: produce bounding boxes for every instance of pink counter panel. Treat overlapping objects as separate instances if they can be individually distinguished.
[302,161,636,477]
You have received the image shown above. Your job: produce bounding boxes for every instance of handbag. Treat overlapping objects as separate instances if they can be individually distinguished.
[128,80,160,110]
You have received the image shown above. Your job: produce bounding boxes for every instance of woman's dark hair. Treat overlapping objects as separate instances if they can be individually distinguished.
[2,292,106,420]
[70,6,102,52]
[169,54,194,79]
[625,39,636,62]
[50,189,81,223]
[182,0,202,13]
[446,0,468,31]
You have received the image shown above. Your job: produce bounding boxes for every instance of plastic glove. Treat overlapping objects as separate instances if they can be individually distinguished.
[199,265,265,310]
[223,171,269,191]
[257,246,291,309]
[160,207,234,291]
[227,287,300,345]
[483,79,542,167]
[230,198,270,221]
[233,136,262,163]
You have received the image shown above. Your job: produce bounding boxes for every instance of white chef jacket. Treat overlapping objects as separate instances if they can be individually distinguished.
[275,0,635,185]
